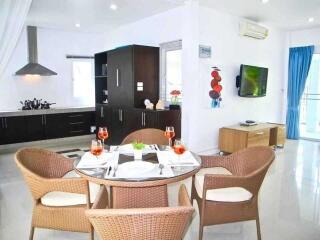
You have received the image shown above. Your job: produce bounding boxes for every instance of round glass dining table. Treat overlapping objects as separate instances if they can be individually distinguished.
[73,145,201,208]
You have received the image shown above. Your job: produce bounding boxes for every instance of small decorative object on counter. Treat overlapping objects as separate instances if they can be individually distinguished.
[156,100,165,110]
[169,90,181,110]
[144,98,154,110]
[132,140,145,160]
[209,66,222,108]
[146,102,154,110]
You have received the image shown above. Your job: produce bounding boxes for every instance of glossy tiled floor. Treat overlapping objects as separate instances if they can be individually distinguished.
[1,140,320,240]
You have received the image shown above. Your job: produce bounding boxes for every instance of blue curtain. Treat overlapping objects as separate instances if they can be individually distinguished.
[286,46,314,139]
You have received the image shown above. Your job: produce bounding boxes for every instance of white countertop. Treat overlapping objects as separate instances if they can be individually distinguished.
[0,106,95,117]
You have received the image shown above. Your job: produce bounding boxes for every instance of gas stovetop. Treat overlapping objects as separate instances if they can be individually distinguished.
[20,98,56,110]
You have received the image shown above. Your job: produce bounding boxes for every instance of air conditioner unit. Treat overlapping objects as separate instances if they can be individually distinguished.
[239,21,268,40]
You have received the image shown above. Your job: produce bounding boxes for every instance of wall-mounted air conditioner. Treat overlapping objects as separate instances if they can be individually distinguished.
[239,21,268,40]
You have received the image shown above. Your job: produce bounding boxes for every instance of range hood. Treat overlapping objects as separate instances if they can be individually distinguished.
[15,26,57,76]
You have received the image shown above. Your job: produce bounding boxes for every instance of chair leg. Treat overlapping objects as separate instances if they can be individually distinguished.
[199,224,204,240]
[29,226,35,240]
[256,216,262,240]
[90,226,94,240]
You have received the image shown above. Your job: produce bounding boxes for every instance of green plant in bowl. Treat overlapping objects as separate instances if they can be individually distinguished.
[132,140,145,150]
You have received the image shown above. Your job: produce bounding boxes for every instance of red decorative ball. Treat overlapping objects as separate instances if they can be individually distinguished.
[214,75,222,81]
[211,71,219,78]
[213,85,222,93]
[211,79,219,88]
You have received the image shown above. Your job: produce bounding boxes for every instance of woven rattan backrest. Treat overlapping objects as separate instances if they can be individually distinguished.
[121,128,168,145]
[15,148,72,178]
[234,146,275,176]
[87,206,193,240]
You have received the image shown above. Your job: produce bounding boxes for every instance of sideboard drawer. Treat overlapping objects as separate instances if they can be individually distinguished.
[247,129,270,147]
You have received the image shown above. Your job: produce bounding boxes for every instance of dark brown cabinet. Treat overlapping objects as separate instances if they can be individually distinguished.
[25,115,45,141]
[94,44,180,145]
[0,116,26,144]
[107,45,159,108]
[0,111,95,145]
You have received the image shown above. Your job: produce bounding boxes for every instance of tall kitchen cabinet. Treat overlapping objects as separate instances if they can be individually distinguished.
[95,45,181,145]
[107,45,159,108]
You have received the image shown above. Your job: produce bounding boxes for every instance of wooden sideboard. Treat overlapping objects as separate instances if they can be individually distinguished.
[219,123,286,153]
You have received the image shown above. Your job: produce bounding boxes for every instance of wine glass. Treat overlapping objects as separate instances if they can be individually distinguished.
[90,140,103,172]
[90,140,103,160]
[98,127,109,151]
[173,139,186,161]
[164,126,175,149]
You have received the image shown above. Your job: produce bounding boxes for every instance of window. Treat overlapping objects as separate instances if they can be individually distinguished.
[160,40,182,105]
[300,53,320,140]
[72,59,94,99]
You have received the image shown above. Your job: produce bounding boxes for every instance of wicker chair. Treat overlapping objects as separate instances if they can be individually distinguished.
[15,148,108,240]
[121,128,168,145]
[113,128,169,209]
[86,184,194,240]
[191,146,275,240]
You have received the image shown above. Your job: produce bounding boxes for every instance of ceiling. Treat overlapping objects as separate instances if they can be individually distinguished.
[27,0,320,33]
[26,0,185,33]
[200,0,320,30]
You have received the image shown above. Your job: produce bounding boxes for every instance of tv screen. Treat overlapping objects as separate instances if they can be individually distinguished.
[239,65,268,97]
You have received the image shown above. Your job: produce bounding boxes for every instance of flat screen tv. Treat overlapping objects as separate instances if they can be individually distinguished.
[238,65,268,97]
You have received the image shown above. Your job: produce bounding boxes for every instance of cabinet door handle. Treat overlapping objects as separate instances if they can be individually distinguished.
[141,112,144,126]
[116,69,120,87]
[119,109,123,122]
[68,114,83,118]
[143,113,146,126]
[256,132,264,135]
[5,118,8,128]
[121,109,123,122]
[100,106,104,118]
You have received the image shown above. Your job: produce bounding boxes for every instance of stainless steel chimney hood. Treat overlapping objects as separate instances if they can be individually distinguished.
[15,26,57,76]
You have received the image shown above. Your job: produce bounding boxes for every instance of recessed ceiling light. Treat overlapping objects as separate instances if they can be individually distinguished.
[261,0,269,3]
[75,23,81,28]
[110,4,117,10]
[308,17,314,23]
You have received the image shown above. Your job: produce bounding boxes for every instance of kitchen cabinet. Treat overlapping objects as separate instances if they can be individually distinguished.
[107,45,159,108]
[25,115,45,141]
[0,111,95,145]
[94,44,180,145]
[0,118,5,144]
[0,116,26,144]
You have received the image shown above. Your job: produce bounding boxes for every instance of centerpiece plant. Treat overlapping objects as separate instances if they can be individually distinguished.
[132,140,145,160]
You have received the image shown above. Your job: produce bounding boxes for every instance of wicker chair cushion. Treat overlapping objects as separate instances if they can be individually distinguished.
[41,170,100,207]
[195,167,253,202]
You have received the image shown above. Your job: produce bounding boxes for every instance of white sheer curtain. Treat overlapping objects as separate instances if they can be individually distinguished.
[0,0,32,77]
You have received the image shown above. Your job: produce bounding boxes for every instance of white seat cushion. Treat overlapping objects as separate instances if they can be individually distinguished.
[195,167,253,202]
[41,170,100,207]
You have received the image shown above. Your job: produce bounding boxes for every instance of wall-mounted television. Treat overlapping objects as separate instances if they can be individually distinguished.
[237,65,268,97]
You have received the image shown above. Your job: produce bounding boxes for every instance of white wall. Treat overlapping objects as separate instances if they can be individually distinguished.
[101,4,286,152]
[0,27,105,110]
[192,7,286,152]
[288,27,320,47]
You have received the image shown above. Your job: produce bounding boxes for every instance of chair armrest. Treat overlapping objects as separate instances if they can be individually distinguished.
[178,184,192,207]
[92,185,109,209]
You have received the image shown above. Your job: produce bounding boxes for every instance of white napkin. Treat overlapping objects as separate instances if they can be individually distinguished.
[77,152,118,168]
[110,144,157,154]
[156,150,200,167]
[108,161,174,179]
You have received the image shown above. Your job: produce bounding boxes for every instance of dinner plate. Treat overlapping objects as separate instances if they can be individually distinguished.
[118,161,155,175]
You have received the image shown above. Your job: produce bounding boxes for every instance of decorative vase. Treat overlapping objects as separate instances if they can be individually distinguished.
[169,104,180,110]
[133,149,142,160]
